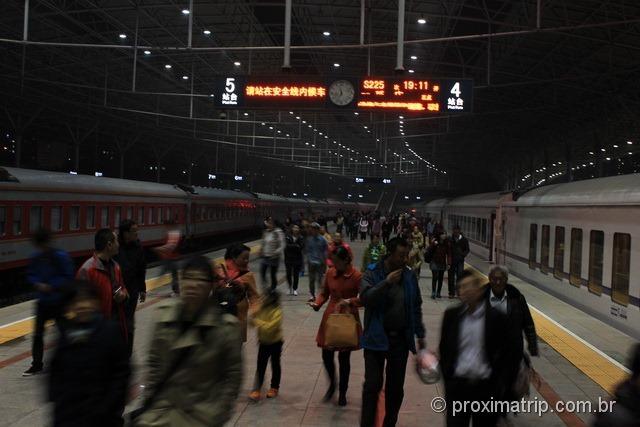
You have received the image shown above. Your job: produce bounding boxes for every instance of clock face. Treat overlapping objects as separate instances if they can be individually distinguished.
[329,80,355,106]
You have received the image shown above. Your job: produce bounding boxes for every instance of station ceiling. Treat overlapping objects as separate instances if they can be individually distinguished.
[0,0,639,195]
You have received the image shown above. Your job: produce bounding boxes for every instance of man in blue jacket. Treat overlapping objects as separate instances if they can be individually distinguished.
[23,228,74,376]
[360,237,426,427]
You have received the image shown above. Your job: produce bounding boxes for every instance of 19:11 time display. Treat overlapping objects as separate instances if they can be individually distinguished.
[402,80,436,91]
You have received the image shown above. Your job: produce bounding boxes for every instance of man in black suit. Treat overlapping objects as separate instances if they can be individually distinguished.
[439,270,514,427]
[486,266,538,398]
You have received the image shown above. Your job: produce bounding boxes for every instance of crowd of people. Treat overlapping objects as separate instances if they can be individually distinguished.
[18,210,640,427]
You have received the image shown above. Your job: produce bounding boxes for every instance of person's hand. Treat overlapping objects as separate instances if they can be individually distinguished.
[139,292,147,303]
[307,302,320,311]
[337,299,351,309]
[114,288,128,303]
[386,269,403,285]
[35,282,52,293]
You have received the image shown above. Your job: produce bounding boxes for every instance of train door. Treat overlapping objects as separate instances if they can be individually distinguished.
[489,213,496,262]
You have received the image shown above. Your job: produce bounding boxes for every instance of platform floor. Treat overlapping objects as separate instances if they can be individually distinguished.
[0,234,635,427]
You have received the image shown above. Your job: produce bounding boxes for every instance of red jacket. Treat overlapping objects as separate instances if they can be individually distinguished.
[76,255,128,340]
[314,265,362,350]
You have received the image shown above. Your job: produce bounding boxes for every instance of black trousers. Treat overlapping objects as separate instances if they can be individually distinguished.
[285,263,302,291]
[32,302,64,369]
[360,231,367,240]
[361,338,409,427]
[445,378,499,427]
[322,349,351,393]
[448,261,464,296]
[260,257,279,290]
[432,269,445,295]
[382,233,390,245]
[124,292,139,357]
[255,341,283,390]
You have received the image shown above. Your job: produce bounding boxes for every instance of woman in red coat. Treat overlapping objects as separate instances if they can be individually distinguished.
[309,246,362,407]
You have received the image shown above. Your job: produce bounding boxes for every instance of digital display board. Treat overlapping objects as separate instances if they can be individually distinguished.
[213,76,472,114]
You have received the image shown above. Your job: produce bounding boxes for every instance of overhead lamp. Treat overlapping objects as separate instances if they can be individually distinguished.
[182,75,189,80]
[143,50,151,55]
[234,61,241,66]
[243,112,249,116]
[410,55,418,60]
[417,18,427,24]
[289,111,294,114]
[408,69,415,73]
[203,29,211,35]
[164,64,172,69]
[323,31,331,36]
[118,33,127,39]
[354,112,359,115]
[627,141,633,145]
[601,148,606,152]
[588,151,594,155]
[333,63,340,68]
[261,122,265,125]
[269,126,273,130]
[295,116,300,119]
[606,157,611,161]
[182,9,190,15]
[613,144,619,148]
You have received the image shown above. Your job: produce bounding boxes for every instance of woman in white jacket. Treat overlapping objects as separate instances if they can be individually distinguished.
[260,217,285,290]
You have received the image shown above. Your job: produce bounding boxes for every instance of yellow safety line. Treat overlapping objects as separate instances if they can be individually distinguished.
[468,266,628,394]
[0,244,261,345]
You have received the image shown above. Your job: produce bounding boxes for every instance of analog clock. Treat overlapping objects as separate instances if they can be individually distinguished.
[329,80,355,106]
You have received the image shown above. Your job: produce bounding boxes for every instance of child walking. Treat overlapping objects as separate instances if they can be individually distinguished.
[249,289,283,401]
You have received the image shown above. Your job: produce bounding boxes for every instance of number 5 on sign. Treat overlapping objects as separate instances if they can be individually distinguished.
[450,82,461,98]
[225,78,236,93]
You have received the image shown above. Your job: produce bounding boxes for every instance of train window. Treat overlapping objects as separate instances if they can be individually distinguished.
[29,206,43,233]
[51,207,63,231]
[540,225,550,272]
[553,226,565,280]
[114,207,121,228]
[138,207,145,225]
[569,228,583,287]
[13,207,22,235]
[0,207,5,236]
[149,207,155,225]
[588,230,604,295]
[158,207,164,223]
[101,207,109,228]
[611,233,631,306]
[528,224,537,269]
[86,206,96,229]
[165,207,170,222]
[69,206,80,230]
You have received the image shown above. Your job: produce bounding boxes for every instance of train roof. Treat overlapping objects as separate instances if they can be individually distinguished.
[447,192,505,208]
[0,167,186,198]
[424,198,450,209]
[508,174,640,207]
[191,186,256,200]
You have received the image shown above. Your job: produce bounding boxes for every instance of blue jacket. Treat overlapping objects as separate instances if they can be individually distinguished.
[27,249,74,305]
[360,261,426,353]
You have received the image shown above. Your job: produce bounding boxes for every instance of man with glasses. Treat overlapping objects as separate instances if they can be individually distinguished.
[77,228,129,341]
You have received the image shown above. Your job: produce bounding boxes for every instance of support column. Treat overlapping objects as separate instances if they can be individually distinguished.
[283,0,292,69]
[395,0,405,71]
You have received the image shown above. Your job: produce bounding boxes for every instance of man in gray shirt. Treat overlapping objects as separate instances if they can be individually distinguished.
[305,223,328,302]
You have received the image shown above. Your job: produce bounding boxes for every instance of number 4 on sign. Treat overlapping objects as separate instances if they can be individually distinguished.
[450,82,461,98]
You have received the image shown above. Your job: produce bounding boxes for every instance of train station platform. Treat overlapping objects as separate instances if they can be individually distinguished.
[0,234,635,426]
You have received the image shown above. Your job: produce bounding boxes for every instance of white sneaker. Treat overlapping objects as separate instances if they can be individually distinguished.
[294,290,298,296]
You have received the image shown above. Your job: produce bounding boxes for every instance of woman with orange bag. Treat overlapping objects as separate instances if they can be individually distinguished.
[308,246,362,407]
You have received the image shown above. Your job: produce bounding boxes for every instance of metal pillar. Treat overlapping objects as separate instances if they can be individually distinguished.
[132,13,139,91]
[283,0,292,69]
[395,0,405,71]
[187,0,194,48]
[360,0,365,45]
